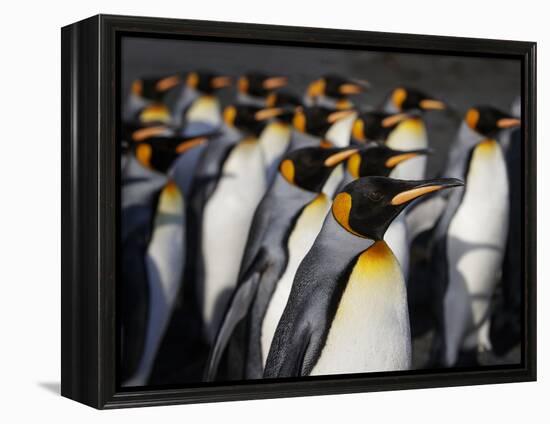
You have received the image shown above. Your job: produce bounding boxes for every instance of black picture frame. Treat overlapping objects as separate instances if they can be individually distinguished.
[61,14,537,409]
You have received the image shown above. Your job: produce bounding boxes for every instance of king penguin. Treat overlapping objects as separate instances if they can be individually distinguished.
[381,87,446,278]
[205,143,429,381]
[205,144,358,381]
[197,104,272,344]
[428,106,520,367]
[490,98,522,356]
[120,129,210,386]
[263,176,463,378]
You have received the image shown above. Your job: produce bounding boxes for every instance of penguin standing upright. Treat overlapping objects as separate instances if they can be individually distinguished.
[429,106,520,367]
[381,88,446,277]
[204,107,362,381]
[197,105,272,343]
[490,99,522,356]
[263,177,463,378]
[120,129,210,386]
[205,144,429,381]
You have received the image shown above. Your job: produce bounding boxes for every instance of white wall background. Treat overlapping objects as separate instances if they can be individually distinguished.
[0,0,545,422]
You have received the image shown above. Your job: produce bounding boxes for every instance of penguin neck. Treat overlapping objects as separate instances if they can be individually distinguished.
[289,130,322,151]
[325,112,357,147]
[156,181,184,217]
[168,85,198,126]
[321,165,345,197]
[318,212,375,257]
[185,95,222,126]
[444,121,484,179]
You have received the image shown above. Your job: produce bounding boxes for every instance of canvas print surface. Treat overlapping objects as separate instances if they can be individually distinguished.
[118,35,522,388]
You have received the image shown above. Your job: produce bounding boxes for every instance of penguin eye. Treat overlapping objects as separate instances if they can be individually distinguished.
[368,191,383,202]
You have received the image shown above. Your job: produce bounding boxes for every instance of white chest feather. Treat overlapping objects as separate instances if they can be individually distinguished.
[384,213,409,279]
[447,139,509,331]
[201,139,267,339]
[261,194,332,364]
[325,113,356,147]
[311,241,411,376]
[146,184,185,302]
[386,118,428,180]
[258,122,291,170]
[185,95,221,126]
[126,183,184,386]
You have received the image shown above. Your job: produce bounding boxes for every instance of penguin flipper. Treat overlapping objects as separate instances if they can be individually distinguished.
[205,250,269,381]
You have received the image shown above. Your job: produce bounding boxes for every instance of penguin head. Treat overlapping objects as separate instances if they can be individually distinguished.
[332,177,463,240]
[254,105,298,125]
[223,104,270,137]
[465,105,521,137]
[279,146,359,193]
[347,145,430,178]
[307,75,369,100]
[131,74,182,101]
[293,106,356,137]
[265,90,303,112]
[132,126,209,173]
[352,111,411,143]
[238,72,288,97]
[390,87,446,112]
[186,71,232,94]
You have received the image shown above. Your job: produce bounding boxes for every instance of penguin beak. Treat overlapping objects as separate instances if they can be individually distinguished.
[262,76,288,90]
[327,109,356,124]
[385,148,431,168]
[324,147,360,167]
[156,74,182,92]
[175,136,208,154]
[211,76,232,89]
[419,99,446,110]
[381,113,411,128]
[339,83,364,95]
[497,117,521,128]
[131,125,170,142]
[255,107,286,121]
[391,178,463,205]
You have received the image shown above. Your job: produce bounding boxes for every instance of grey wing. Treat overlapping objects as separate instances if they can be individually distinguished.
[204,270,262,381]
[238,197,273,281]
[263,254,333,379]
[204,247,270,381]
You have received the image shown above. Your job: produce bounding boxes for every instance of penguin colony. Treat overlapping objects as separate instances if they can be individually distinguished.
[120,70,521,386]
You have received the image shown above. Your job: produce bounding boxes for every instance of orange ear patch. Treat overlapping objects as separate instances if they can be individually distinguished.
[332,192,363,237]
[136,144,153,169]
[392,88,407,110]
[466,108,480,130]
[280,159,295,184]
